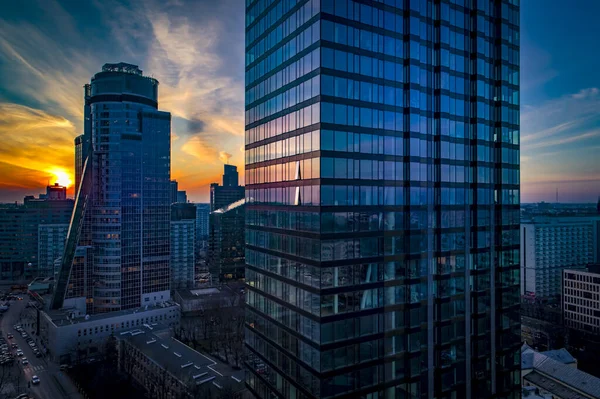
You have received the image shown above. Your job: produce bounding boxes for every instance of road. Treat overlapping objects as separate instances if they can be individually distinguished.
[1,297,82,399]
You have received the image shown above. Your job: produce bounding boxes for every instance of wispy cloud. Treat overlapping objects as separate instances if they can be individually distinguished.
[0,0,245,201]
[521,87,600,202]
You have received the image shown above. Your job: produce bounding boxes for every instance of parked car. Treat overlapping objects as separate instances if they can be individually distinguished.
[21,358,28,365]
[31,375,40,385]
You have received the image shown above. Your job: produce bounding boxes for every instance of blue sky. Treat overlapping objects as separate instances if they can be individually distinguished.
[0,0,599,202]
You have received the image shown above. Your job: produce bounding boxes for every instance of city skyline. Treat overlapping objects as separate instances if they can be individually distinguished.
[0,0,599,204]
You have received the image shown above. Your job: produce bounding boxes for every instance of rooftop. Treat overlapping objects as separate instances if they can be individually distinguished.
[175,284,244,304]
[522,344,600,398]
[121,325,245,394]
[102,62,142,75]
[45,301,179,326]
[541,348,577,365]
[525,371,593,399]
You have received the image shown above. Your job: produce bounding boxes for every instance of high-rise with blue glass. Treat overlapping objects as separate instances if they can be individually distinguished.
[52,63,172,314]
[245,1,520,398]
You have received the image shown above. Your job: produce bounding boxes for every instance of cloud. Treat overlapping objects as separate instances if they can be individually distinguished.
[0,103,76,199]
[521,87,600,147]
[572,87,599,99]
[0,0,246,202]
[520,43,559,93]
[527,129,600,149]
[219,151,232,163]
[521,87,600,202]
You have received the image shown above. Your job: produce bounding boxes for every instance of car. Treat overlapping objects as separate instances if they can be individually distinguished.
[31,375,39,385]
[34,352,42,358]
[21,359,28,365]
[11,343,17,349]
[7,334,13,339]
[29,343,35,348]
[59,364,68,371]
[16,351,23,357]
[15,393,29,399]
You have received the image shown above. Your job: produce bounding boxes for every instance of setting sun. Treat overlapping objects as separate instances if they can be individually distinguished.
[49,169,72,188]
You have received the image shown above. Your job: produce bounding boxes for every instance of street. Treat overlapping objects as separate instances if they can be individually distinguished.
[0,297,82,399]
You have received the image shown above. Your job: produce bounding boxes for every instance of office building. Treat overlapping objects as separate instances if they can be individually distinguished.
[51,62,172,314]
[39,301,180,364]
[177,190,188,204]
[209,199,245,282]
[563,269,600,334]
[170,180,179,204]
[171,203,196,289]
[223,164,240,187]
[521,216,600,300]
[38,223,69,278]
[244,1,521,398]
[195,203,210,240]
[521,344,600,399]
[45,183,67,200]
[0,188,73,279]
[210,164,244,212]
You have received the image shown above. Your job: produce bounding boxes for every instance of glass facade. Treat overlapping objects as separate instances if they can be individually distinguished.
[245,1,520,398]
[53,63,172,314]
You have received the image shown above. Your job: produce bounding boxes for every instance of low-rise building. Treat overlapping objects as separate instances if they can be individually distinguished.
[39,301,180,364]
[521,343,600,399]
[118,324,247,398]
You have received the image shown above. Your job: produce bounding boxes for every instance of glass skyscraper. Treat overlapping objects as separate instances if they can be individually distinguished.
[245,1,520,398]
[52,63,172,314]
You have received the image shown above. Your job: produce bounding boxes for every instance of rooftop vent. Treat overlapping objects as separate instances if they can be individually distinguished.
[197,376,215,386]
[146,338,156,344]
[174,352,182,358]
[181,362,193,369]
[161,344,169,349]
[193,372,208,380]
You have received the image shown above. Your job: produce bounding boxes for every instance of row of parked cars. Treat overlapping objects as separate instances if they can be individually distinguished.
[13,325,41,357]
[0,331,14,365]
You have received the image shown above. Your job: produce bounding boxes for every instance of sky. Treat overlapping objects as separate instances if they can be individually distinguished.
[0,0,599,203]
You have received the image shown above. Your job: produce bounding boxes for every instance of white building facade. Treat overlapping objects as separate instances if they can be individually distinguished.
[563,269,600,334]
[39,302,180,364]
[521,217,600,299]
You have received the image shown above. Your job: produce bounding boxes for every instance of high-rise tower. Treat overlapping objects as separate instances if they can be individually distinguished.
[52,62,172,314]
[244,1,521,398]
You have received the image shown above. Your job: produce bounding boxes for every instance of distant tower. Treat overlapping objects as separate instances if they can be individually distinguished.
[556,187,559,203]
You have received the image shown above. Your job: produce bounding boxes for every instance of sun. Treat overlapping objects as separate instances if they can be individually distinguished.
[50,169,72,188]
